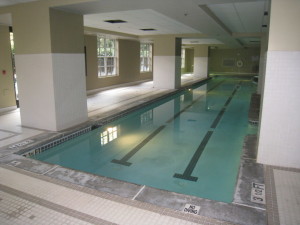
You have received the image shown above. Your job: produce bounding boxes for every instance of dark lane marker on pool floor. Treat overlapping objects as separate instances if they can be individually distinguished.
[173,82,241,182]
[111,80,226,167]
[111,125,166,166]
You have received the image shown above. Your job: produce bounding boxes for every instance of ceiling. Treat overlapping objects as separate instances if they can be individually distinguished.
[0,0,45,7]
[0,0,269,48]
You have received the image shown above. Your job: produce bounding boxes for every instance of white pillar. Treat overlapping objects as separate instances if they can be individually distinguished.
[257,33,268,95]
[153,37,181,89]
[193,45,208,79]
[13,5,87,131]
[257,0,300,168]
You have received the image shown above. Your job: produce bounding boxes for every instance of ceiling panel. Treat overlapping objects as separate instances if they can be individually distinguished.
[208,1,266,33]
[234,1,265,32]
[182,38,223,45]
[238,37,261,47]
[208,3,245,33]
[0,0,45,7]
[84,9,200,36]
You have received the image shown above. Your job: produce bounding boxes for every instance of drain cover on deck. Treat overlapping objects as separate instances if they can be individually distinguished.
[182,204,201,215]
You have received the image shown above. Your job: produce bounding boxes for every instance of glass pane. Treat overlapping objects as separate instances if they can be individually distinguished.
[107,66,113,75]
[105,58,111,66]
[98,58,105,67]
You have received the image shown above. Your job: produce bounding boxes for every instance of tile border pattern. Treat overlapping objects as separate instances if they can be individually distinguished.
[21,127,91,158]
[1,164,234,225]
[264,165,300,225]
[0,183,116,225]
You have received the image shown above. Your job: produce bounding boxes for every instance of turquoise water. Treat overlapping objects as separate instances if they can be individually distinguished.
[32,77,257,203]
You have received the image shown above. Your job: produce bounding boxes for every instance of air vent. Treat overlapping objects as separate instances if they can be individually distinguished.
[264,11,268,16]
[140,28,156,31]
[262,25,268,28]
[250,41,260,43]
[104,20,127,24]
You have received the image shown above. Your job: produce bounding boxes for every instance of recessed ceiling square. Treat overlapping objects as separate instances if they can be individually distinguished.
[140,28,156,31]
[104,19,127,24]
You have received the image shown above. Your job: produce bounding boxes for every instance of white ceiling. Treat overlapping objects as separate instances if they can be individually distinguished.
[182,38,223,45]
[208,1,266,33]
[0,0,269,47]
[84,9,200,36]
[0,0,45,7]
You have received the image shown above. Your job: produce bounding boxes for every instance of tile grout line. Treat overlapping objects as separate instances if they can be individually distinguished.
[42,165,59,175]
[0,183,116,225]
[132,185,146,200]
[232,202,266,211]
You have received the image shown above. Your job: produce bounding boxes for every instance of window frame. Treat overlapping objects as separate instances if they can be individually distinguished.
[140,43,152,73]
[97,36,118,78]
[181,48,186,69]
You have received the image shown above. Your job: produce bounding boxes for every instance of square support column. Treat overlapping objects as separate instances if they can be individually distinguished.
[193,45,208,79]
[12,5,87,131]
[257,0,300,168]
[153,37,181,89]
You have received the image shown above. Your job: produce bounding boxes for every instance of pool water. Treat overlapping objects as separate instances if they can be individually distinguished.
[32,77,257,203]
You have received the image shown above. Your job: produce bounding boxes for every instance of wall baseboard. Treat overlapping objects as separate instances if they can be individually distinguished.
[86,79,152,95]
[0,105,17,113]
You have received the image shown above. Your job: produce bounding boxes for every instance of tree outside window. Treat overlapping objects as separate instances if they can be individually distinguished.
[140,43,152,72]
[97,37,118,77]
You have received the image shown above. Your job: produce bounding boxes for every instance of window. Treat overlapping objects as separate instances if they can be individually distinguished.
[97,36,118,77]
[181,48,186,69]
[100,126,118,146]
[140,43,152,72]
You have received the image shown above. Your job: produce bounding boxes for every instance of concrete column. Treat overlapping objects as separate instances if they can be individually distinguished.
[193,45,208,79]
[12,4,87,131]
[257,0,300,168]
[0,25,16,110]
[257,33,268,94]
[153,36,181,89]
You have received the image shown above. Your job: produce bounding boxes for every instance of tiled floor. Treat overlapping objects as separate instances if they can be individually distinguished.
[265,166,300,225]
[1,165,230,225]
[1,75,300,224]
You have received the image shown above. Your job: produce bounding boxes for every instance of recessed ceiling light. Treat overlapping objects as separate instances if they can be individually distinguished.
[140,28,157,31]
[104,20,127,24]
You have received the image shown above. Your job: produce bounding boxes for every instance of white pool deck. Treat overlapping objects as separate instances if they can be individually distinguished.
[0,75,299,225]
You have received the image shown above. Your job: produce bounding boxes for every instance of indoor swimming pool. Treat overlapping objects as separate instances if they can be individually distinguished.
[31,77,257,203]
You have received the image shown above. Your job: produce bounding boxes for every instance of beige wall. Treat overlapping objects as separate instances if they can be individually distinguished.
[50,8,84,54]
[194,45,209,57]
[85,35,152,91]
[11,7,83,54]
[184,48,194,73]
[11,4,51,54]
[208,48,260,75]
[268,0,300,51]
[0,25,16,109]
[153,36,178,56]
